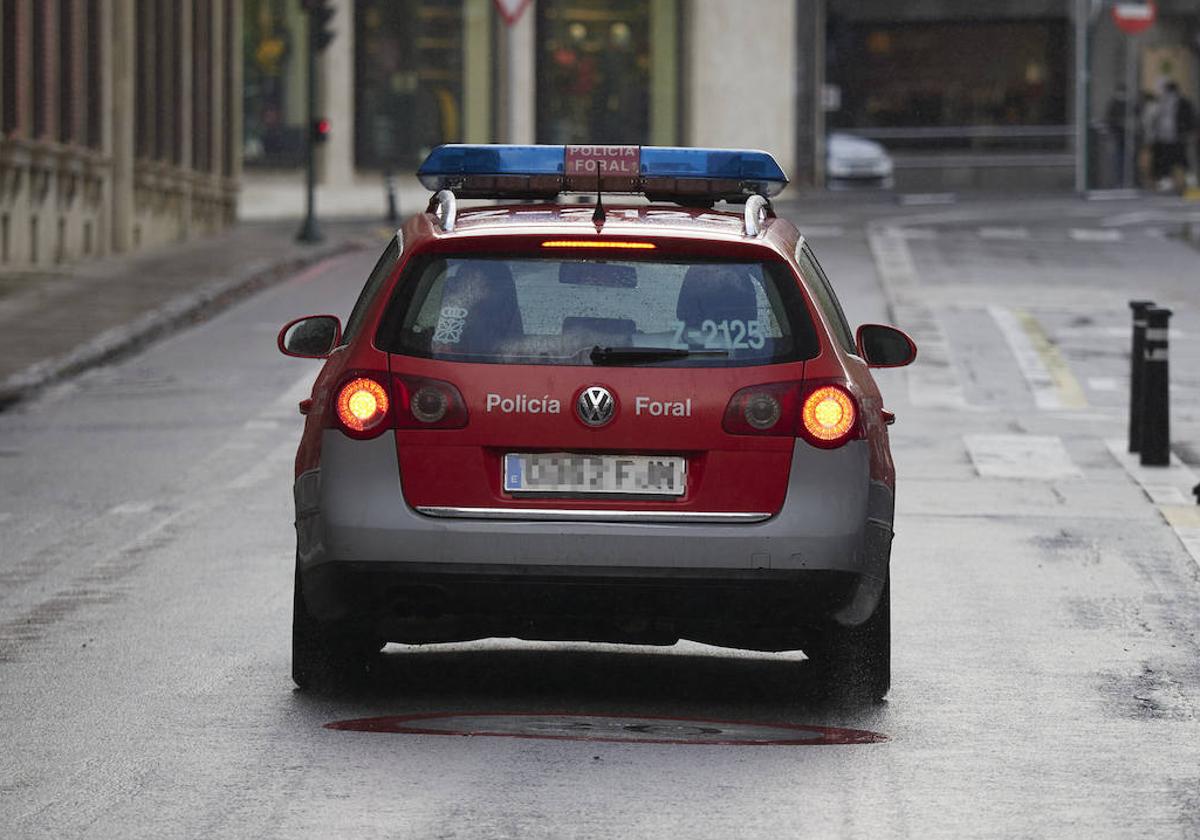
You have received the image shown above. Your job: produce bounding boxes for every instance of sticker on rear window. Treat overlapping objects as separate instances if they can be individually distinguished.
[433,305,468,344]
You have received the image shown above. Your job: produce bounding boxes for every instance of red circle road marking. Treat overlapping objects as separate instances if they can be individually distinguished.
[324,712,888,746]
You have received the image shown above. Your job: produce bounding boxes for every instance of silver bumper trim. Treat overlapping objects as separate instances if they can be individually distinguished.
[415,506,773,524]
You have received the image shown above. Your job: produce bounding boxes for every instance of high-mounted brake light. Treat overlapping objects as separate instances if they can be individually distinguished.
[416,144,788,201]
[336,376,389,435]
[540,240,656,250]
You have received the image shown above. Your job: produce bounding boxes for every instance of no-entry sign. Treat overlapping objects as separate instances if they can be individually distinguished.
[1112,1,1156,35]
[494,0,531,26]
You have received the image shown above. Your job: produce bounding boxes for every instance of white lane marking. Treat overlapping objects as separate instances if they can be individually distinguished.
[1105,439,1200,567]
[0,512,12,524]
[867,227,968,409]
[897,227,938,240]
[1069,228,1123,243]
[108,502,157,515]
[978,226,1030,240]
[965,434,1082,479]
[225,440,297,491]
[1087,377,1120,392]
[988,306,1087,410]
[242,419,280,431]
[898,193,957,206]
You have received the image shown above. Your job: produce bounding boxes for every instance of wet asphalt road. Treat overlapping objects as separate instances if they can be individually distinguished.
[2,199,1200,839]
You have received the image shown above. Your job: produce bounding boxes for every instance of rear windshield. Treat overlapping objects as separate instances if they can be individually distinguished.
[376,255,818,367]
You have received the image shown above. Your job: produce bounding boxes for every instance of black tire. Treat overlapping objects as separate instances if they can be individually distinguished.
[292,564,379,691]
[806,574,890,702]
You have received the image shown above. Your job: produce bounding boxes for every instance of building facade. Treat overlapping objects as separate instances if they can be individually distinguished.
[240,0,806,217]
[0,0,243,274]
[241,0,1199,212]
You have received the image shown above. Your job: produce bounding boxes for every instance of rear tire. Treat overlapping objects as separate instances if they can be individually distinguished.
[292,563,379,691]
[806,574,890,702]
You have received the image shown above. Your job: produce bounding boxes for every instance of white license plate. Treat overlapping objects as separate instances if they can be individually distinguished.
[503,453,687,496]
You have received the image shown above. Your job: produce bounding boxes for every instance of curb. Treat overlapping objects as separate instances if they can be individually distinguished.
[0,238,365,412]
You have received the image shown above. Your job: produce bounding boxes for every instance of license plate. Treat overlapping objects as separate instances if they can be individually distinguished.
[503,453,687,496]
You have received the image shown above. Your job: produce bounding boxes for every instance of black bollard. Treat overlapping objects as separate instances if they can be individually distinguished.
[1139,307,1172,467]
[1128,300,1155,453]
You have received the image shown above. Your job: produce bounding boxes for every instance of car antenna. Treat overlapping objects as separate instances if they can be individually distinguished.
[592,173,606,228]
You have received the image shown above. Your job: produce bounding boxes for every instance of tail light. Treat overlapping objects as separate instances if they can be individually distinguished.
[723,382,801,436]
[331,372,469,437]
[799,384,858,448]
[723,380,860,448]
[335,376,390,437]
[393,375,468,429]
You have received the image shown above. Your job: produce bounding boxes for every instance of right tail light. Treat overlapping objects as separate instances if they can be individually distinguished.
[723,380,859,448]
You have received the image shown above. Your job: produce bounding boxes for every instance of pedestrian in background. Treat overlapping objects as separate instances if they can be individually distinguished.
[1105,85,1129,187]
[1153,81,1194,191]
[1139,91,1159,188]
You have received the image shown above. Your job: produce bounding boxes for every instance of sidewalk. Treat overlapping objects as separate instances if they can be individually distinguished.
[0,218,382,410]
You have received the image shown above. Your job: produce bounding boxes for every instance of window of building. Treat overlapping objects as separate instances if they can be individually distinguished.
[355,0,472,170]
[826,16,1069,153]
[193,0,212,173]
[58,0,73,143]
[135,0,154,158]
[87,0,102,149]
[243,0,306,168]
[1,0,18,136]
[536,0,664,145]
[32,0,48,138]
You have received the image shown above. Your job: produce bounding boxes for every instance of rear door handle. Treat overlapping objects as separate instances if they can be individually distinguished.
[299,398,313,415]
[881,409,896,425]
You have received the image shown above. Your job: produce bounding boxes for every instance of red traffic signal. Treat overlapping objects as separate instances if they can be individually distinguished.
[313,118,331,143]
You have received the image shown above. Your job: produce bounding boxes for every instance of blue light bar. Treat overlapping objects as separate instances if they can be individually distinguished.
[416,144,788,201]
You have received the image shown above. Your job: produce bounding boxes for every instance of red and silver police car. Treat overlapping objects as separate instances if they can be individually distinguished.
[278,145,916,699]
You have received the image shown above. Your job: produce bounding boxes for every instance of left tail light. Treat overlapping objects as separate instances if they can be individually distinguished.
[330,372,469,437]
[335,376,391,437]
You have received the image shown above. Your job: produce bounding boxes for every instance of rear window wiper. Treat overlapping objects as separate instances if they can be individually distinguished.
[588,345,729,365]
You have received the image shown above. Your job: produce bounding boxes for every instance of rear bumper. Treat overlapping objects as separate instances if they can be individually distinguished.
[295,432,893,630]
[303,562,863,649]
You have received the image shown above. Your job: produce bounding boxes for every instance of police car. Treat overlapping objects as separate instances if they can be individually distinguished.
[278,144,916,699]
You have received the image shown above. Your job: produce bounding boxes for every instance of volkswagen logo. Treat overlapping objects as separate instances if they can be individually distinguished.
[576,385,615,427]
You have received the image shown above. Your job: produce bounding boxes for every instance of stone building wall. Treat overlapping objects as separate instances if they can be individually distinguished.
[0,0,242,275]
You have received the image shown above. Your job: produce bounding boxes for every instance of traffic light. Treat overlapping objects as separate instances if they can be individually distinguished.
[312,118,330,144]
[302,0,336,52]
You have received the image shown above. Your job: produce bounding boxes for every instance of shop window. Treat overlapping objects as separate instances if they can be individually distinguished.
[243,0,306,168]
[536,0,651,145]
[826,17,1069,151]
[355,0,467,170]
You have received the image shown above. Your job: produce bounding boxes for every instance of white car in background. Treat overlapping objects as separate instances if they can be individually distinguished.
[827,133,894,188]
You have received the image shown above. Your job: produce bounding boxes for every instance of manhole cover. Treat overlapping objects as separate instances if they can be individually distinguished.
[325,712,887,746]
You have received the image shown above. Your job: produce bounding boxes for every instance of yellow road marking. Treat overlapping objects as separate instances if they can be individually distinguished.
[1160,505,1200,529]
[1014,309,1088,409]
